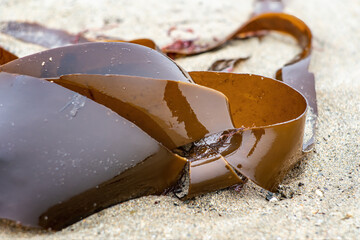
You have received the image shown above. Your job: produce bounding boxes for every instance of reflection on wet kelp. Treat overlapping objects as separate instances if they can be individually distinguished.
[0,43,308,229]
[0,71,186,229]
[0,0,317,230]
[0,42,191,82]
[53,74,234,149]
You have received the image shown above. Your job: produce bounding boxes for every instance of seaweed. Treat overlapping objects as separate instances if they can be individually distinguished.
[0,0,317,230]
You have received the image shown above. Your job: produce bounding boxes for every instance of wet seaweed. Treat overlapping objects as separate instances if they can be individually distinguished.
[0,0,317,230]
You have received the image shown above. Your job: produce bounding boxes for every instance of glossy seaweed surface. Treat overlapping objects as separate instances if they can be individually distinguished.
[0,8,316,230]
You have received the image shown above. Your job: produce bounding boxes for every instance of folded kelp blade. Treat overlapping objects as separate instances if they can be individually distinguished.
[164,12,317,151]
[174,131,247,200]
[49,74,247,199]
[0,46,18,65]
[0,72,187,230]
[234,13,316,151]
[0,41,235,148]
[183,72,307,192]
[0,41,309,229]
[0,42,191,82]
[52,74,235,150]
[0,43,238,229]
[1,13,317,148]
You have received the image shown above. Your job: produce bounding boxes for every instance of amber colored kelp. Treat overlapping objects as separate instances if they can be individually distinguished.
[0,41,309,230]
[164,12,317,150]
[0,2,317,231]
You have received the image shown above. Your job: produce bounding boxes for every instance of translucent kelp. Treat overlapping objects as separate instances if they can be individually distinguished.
[0,41,309,230]
[0,1,317,230]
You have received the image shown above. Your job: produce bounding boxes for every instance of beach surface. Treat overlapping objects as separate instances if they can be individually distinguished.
[0,0,359,239]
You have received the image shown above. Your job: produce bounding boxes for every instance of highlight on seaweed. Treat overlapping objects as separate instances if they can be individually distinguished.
[0,0,317,230]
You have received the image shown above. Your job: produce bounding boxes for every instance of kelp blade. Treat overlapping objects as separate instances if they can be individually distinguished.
[0,72,186,230]
[0,39,311,228]
[176,132,246,200]
[53,74,235,149]
[0,42,191,82]
[162,12,317,151]
[189,72,307,191]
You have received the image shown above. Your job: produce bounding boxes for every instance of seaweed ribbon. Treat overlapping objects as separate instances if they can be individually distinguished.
[0,8,316,231]
[163,12,317,150]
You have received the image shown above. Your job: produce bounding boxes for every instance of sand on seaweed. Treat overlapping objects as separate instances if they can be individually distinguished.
[0,0,359,239]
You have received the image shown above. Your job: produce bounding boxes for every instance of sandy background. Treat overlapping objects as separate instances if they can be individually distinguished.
[0,0,359,239]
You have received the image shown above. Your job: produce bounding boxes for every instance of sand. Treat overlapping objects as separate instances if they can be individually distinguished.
[0,0,359,239]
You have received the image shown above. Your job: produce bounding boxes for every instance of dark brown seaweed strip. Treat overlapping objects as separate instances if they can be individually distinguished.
[0,46,18,65]
[277,56,316,151]
[0,72,186,229]
[0,21,89,48]
[0,42,192,82]
[52,74,235,149]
